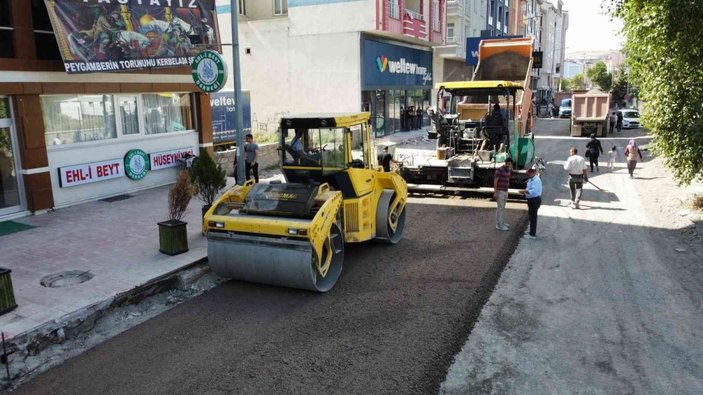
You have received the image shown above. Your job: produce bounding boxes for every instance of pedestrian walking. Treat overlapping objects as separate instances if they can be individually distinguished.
[609,110,617,134]
[563,147,588,209]
[493,157,512,231]
[623,139,643,178]
[607,146,617,172]
[244,133,259,183]
[586,133,604,172]
[616,110,623,133]
[522,168,542,239]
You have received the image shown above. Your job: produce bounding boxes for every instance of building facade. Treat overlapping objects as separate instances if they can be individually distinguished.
[218,0,445,138]
[0,1,216,218]
[435,0,486,84]
[485,0,510,37]
[519,0,567,102]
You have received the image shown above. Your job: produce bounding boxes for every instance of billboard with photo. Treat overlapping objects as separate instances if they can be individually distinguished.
[210,91,251,146]
[44,0,220,74]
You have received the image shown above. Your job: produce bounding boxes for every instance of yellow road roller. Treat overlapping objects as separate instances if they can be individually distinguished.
[204,113,408,292]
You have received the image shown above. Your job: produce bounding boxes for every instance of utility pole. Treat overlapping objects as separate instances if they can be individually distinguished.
[230,0,245,185]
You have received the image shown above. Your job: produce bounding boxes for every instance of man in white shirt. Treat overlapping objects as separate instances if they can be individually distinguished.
[563,147,588,209]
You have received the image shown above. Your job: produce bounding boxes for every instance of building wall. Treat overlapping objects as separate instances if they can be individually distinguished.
[0,1,210,213]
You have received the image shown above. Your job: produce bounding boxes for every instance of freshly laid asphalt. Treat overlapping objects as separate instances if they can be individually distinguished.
[13,198,528,394]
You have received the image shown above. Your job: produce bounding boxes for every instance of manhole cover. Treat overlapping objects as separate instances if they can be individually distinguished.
[40,270,94,288]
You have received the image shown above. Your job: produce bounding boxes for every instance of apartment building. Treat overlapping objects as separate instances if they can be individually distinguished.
[517,0,567,101]
[0,1,217,218]
[217,0,445,137]
[435,0,486,83]
[485,0,510,37]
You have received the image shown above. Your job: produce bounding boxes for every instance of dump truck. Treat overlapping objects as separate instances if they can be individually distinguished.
[570,89,610,137]
[204,113,408,292]
[400,37,538,194]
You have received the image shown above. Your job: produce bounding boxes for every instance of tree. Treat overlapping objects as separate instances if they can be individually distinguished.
[569,73,586,91]
[609,0,703,184]
[610,63,630,107]
[586,61,613,92]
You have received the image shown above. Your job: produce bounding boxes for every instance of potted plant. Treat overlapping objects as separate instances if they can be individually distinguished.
[189,148,227,218]
[158,169,195,255]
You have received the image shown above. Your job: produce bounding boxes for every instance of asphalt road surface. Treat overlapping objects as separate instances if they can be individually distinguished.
[442,120,703,394]
[15,198,527,394]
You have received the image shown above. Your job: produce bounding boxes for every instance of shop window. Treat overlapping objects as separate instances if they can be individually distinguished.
[118,96,140,136]
[273,0,287,16]
[42,95,117,145]
[0,97,9,119]
[0,0,14,58]
[142,93,192,135]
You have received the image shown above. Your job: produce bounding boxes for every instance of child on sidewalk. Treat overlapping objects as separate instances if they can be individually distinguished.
[607,146,617,172]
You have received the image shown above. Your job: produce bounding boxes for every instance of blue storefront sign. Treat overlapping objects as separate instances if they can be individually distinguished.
[210,91,251,145]
[361,39,432,89]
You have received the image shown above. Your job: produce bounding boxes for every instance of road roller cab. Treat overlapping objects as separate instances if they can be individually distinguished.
[204,113,408,292]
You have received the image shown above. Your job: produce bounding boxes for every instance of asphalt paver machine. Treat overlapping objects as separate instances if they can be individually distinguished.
[400,80,536,193]
[204,113,408,292]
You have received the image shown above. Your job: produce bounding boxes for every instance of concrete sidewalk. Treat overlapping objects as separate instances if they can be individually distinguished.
[0,127,430,343]
[0,183,219,342]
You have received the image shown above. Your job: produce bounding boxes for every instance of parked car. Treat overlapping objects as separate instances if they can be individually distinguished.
[559,98,572,118]
[619,109,641,129]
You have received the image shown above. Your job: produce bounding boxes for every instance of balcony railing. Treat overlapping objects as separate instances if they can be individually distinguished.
[403,9,427,40]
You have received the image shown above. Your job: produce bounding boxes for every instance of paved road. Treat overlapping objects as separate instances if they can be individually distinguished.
[442,120,703,394]
[15,198,527,394]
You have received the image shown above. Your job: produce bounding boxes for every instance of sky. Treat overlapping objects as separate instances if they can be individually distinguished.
[560,0,624,53]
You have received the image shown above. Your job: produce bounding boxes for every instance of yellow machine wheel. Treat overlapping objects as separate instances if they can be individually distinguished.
[375,190,406,244]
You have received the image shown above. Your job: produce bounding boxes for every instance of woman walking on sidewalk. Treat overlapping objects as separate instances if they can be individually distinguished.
[624,139,643,178]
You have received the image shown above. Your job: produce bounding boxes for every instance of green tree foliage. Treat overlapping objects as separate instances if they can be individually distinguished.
[586,61,613,92]
[610,0,703,184]
[610,63,630,107]
[189,149,227,206]
[569,74,586,91]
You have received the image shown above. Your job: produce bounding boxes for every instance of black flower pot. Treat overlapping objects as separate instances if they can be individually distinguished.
[158,220,189,256]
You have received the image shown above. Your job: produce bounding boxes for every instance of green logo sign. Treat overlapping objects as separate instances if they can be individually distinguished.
[124,149,149,180]
[191,50,227,93]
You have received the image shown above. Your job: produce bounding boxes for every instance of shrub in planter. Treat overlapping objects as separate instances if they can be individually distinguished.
[158,169,195,255]
[190,148,227,218]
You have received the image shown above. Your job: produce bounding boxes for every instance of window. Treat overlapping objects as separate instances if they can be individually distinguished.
[0,0,14,58]
[349,125,368,166]
[447,23,455,42]
[274,0,287,16]
[42,95,117,145]
[117,96,140,136]
[238,0,246,15]
[42,93,193,145]
[32,0,61,60]
[142,93,192,135]
[389,0,400,19]
[432,0,440,32]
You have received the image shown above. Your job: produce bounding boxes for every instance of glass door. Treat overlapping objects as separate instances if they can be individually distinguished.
[0,97,24,217]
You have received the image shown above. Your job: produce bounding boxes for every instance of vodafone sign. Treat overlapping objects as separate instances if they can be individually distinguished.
[58,159,124,187]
